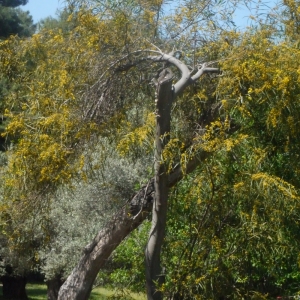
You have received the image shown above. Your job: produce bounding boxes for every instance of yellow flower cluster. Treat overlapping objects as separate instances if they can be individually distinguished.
[0,10,117,200]
[117,113,155,157]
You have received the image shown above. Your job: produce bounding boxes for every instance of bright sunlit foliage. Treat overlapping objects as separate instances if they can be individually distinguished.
[2,0,300,298]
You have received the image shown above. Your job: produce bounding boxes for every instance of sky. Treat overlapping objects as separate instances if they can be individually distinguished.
[21,0,277,29]
[23,0,66,24]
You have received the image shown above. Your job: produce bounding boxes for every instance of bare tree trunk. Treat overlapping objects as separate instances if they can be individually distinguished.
[145,68,173,300]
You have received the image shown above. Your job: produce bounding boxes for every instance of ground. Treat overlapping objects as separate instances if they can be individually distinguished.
[0,283,146,300]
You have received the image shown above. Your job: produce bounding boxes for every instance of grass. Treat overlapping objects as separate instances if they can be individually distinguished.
[89,287,146,300]
[25,284,46,300]
[0,283,146,300]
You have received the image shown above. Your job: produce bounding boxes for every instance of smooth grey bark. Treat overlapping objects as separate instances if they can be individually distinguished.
[143,55,218,300]
[145,68,174,300]
[57,52,220,300]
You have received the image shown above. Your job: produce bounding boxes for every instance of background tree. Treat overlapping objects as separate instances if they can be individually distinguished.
[0,0,28,7]
[0,151,37,300]
[0,1,35,39]
[0,0,35,152]
[36,8,80,33]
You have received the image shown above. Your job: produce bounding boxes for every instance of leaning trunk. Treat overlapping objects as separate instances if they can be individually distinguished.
[57,155,205,300]
[1,275,28,300]
[57,192,153,300]
[145,69,173,300]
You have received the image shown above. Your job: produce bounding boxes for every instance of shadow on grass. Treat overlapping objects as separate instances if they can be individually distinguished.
[0,284,47,300]
[0,284,145,300]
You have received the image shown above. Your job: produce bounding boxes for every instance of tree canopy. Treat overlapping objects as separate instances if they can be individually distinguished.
[1,0,300,299]
[0,0,28,7]
[0,0,35,39]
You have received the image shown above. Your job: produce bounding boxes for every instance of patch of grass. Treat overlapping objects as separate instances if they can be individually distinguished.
[91,287,146,300]
[26,284,47,300]
[0,283,146,300]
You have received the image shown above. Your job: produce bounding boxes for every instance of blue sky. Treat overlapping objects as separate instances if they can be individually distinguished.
[23,0,65,23]
[21,0,276,28]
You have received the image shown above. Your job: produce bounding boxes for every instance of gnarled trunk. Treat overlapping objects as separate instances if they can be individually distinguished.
[47,275,64,300]
[1,275,28,300]
[57,192,153,300]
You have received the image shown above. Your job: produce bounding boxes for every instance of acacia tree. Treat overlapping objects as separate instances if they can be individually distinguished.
[3,0,300,299]
[57,1,297,299]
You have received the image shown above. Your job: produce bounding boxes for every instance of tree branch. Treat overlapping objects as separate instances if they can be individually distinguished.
[112,50,220,97]
[147,54,219,96]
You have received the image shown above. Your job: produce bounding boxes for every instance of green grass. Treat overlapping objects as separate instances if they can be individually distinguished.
[0,283,146,300]
[26,284,47,300]
[89,287,146,300]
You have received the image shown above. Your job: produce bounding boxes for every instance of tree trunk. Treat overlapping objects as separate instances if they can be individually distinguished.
[57,155,205,300]
[57,55,221,300]
[46,275,64,300]
[57,193,154,300]
[1,275,28,300]
[145,68,173,300]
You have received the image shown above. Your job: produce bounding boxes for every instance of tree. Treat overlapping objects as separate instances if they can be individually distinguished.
[0,0,28,7]
[0,152,36,300]
[36,8,79,33]
[0,1,35,38]
[2,0,300,299]
[0,14,220,296]
[104,13,300,299]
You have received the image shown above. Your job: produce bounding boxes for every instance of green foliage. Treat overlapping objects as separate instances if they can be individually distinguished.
[0,6,35,38]
[0,0,27,7]
[2,0,300,299]
[162,143,300,299]
[99,221,151,293]
[111,138,300,299]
